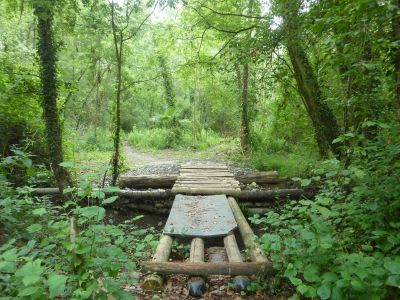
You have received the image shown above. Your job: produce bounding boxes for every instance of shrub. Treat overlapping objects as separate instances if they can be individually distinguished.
[252,126,400,299]
[0,154,157,299]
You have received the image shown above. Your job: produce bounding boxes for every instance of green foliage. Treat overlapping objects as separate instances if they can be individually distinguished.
[0,154,157,299]
[252,127,400,299]
[127,126,223,150]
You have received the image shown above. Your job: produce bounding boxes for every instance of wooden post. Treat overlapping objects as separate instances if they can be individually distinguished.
[188,238,206,297]
[227,197,267,263]
[141,235,173,291]
[224,234,250,291]
[141,261,272,276]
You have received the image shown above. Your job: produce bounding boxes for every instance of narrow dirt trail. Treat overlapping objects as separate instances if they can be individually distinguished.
[123,143,178,167]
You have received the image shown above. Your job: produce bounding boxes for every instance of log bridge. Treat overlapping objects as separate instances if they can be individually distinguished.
[141,163,274,297]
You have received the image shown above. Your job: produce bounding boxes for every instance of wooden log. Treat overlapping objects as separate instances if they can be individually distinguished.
[142,235,173,291]
[238,189,304,201]
[171,188,241,196]
[224,234,250,291]
[33,188,172,200]
[236,171,281,184]
[118,175,177,189]
[152,235,173,262]
[34,188,306,202]
[141,261,273,276]
[190,238,205,263]
[227,197,267,263]
[188,238,205,297]
[224,234,243,263]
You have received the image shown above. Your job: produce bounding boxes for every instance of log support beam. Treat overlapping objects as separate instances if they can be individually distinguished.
[224,233,250,291]
[188,238,206,297]
[141,235,173,291]
[227,197,267,263]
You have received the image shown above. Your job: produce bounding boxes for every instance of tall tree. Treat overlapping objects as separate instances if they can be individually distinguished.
[109,0,158,185]
[34,1,72,191]
[281,0,340,157]
[392,0,400,116]
[159,55,176,108]
[240,63,250,150]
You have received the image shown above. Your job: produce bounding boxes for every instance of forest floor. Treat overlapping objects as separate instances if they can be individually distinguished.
[119,144,293,300]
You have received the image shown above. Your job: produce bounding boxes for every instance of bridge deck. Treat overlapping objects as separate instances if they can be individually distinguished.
[171,162,241,195]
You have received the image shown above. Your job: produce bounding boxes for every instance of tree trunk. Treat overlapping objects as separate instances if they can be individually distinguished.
[392,0,400,116]
[110,4,122,186]
[159,55,175,108]
[34,3,72,192]
[240,63,250,151]
[283,2,340,158]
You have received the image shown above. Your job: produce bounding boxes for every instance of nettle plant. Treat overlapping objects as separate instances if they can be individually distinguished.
[0,155,157,299]
[251,129,400,300]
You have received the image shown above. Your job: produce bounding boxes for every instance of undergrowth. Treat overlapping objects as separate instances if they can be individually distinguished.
[0,154,157,299]
[251,123,400,299]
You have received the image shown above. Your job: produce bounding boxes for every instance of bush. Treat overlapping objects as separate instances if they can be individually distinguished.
[0,154,157,299]
[252,126,400,299]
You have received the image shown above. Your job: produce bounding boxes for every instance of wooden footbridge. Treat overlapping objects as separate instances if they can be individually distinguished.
[33,162,305,297]
[141,162,273,297]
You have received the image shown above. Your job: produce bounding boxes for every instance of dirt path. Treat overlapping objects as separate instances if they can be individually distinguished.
[123,143,178,167]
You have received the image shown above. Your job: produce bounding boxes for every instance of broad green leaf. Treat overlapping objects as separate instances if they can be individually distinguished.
[317,206,331,218]
[103,196,118,204]
[300,178,311,187]
[22,158,32,168]
[384,260,400,274]
[27,223,42,233]
[18,286,39,297]
[102,186,120,192]
[386,275,400,287]
[33,207,47,216]
[317,284,331,300]
[78,206,105,221]
[15,260,43,286]
[48,273,67,298]
[304,264,319,282]
[59,161,74,168]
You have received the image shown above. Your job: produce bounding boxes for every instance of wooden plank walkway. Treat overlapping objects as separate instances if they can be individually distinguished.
[171,162,241,195]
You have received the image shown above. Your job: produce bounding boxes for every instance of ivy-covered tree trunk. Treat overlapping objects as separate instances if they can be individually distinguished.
[240,63,250,151]
[159,55,175,108]
[392,0,400,116]
[34,3,72,192]
[282,0,340,158]
[286,42,340,157]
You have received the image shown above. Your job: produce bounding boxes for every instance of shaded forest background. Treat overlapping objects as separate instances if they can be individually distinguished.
[1,0,400,299]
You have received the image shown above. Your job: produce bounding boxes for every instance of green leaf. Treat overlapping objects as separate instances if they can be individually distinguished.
[384,260,400,274]
[103,196,118,204]
[386,275,400,287]
[27,223,42,233]
[63,187,75,194]
[78,206,105,221]
[59,161,74,168]
[15,260,43,286]
[304,264,319,282]
[22,158,33,168]
[48,273,67,298]
[18,286,39,297]
[316,206,331,218]
[300,178,311,187]
[317,284,331,300]
[102,186,120,192]
[331,287,344,300]
[33,208,47,216]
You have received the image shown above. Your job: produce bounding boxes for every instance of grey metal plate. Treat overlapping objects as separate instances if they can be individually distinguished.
[163,194,237,237]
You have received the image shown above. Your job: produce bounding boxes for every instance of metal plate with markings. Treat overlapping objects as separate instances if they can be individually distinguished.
[163,194,237,237]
